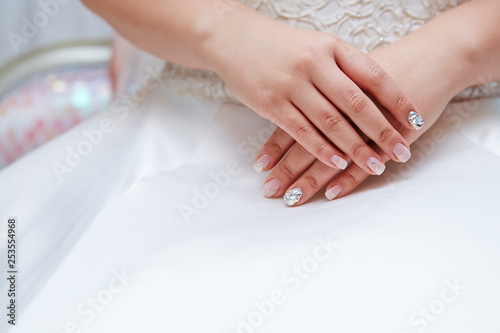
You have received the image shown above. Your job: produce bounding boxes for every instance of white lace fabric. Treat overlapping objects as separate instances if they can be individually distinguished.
[161,0,500,103]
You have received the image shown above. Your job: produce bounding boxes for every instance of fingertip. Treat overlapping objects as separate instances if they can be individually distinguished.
[325,185,342,201]
[393,143,411,163]
[331,155,348,170]
[254,154,271,173]
[283,187,303,207]
[263,179,281,198]
[366,157,386,176]
[407,110,425,131]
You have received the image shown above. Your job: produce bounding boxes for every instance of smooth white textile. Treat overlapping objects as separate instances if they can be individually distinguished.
[1,82,500,332]
[1,0,500,332]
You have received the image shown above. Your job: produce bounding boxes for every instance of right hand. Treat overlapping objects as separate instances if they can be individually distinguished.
[206,6,423,175]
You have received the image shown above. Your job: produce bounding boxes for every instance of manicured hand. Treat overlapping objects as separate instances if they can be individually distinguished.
[210,6,423,176]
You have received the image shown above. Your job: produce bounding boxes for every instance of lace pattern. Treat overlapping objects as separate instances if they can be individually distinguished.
[162,0,500,104]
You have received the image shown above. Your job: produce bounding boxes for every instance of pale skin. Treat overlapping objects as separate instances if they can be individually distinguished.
[257,0,500,205]
[82,0,422,176]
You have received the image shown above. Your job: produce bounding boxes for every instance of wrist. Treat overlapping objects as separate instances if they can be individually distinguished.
[195,2,247,73]
[196,3,279,75]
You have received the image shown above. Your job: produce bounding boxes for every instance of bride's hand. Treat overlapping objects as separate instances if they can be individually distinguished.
[253,35,465,206]
[256,113,413,206]
[206,5,422,176]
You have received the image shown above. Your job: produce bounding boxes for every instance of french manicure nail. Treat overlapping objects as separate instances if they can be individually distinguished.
[263,179,281,197]
[408,111,424,130]
[283,188,303,206]
[254,154,271,173]
[325,185,342,201]
[393,143,411,163]
[331,155,348,169]
[367,157,386,175]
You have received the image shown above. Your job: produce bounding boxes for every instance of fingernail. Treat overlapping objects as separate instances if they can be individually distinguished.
[367,157,386,175]
[283,188,303,206]
[393,143,411,163]
[408,111,424,130]
[331,155,348,169]
[325,185,342,201]
[254,154,271,173]
[263,179,281,198]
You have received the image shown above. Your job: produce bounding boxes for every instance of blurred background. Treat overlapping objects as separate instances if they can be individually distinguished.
[0,1,114,168]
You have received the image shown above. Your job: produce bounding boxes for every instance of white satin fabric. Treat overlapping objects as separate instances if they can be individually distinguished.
[1,61,500,332]
[2,1,500,332]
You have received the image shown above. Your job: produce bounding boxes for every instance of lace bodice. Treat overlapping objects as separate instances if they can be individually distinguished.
[161,0,499,103]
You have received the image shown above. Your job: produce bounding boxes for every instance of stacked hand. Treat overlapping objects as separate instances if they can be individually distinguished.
[237,0,500,207]
[210,7,423,178]
[203,6,439,206]
[252,39,459,206]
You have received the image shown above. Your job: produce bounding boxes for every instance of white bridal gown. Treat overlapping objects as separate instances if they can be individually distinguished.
[2,1,500,332]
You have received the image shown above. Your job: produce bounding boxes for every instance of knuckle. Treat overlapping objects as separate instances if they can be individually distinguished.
[293,144,314,161]
[342,172,359,187]
[304,174,319,188]
[366,63,388,87]
[394,94,409,112]
[319,31,336,44]
[351,143,365,158]
[378,127,395,145]
[263,89,279,105]
[295,124,314,140]
[312,142,327,156]
[322,112,344,133]
[257,89,281,113]
[268,114,281,127]
[331,37,349,55]
[345,90,369,117]
[267,140,284,155]
[298,42,324,70]
[277,162,296,181]
[313,32,334,49]
[301,49,317,68]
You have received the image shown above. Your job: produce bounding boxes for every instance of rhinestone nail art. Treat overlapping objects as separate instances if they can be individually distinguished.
[284,188,303,206]
[408,111,424,130]
[367,157,386,175]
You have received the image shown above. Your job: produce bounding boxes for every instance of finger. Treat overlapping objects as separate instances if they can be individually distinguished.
[292,84,390,176]
[274,101,349,171]
[333,41,425,131]
[325,145,391,201]
[262,143,318,198]
[311,67,412,165]
[254,127,294,173]
[282,159,342,206]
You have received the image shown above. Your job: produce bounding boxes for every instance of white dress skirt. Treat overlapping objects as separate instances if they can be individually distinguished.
[2,1,500,332]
